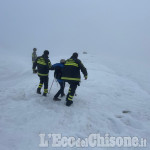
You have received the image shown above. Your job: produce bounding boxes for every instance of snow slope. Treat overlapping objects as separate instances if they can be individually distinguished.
[0,53,150,150]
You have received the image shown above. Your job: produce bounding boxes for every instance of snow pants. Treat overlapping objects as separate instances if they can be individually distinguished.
[54,81,65,98]
[38,76,49,94]
[66,81,79,106]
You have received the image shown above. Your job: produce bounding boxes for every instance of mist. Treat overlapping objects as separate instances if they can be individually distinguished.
[0,0,150,56]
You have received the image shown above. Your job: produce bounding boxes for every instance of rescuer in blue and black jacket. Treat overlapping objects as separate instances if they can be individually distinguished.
[50,59,66,101]
[33,50,51,96]
[61,52,88,106]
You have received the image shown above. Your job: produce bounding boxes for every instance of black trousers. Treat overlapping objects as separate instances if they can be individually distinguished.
[38,76,49,93]
[54,81,65,98]
[66,82,78,103]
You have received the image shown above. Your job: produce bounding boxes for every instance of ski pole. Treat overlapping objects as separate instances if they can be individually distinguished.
[48,78,55,94]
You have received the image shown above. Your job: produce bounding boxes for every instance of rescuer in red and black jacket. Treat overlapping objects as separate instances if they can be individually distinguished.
[61,52,88,106]
[33,50,51,96]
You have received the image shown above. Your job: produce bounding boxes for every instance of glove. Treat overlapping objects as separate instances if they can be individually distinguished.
[84,76,87,80]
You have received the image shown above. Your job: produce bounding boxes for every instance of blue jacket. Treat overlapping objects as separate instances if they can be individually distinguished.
[51,63,64,82]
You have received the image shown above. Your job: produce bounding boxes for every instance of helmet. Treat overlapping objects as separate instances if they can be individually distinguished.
[72,52,78,59]
[60,59,66,64]
[43,50,49,55]
[33,48,37,51]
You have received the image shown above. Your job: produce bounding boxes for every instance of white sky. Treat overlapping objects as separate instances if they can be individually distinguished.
[0,0,150,56]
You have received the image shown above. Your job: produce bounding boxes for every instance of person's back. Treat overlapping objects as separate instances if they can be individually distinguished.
[50,59,66,101]
[35,55,51,76]
[52,63,64,80]
[62,53,87,82]
[33,50,51,96]
[61,52,88,106]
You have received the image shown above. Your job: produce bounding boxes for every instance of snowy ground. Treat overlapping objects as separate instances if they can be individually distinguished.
[0,53,150,150]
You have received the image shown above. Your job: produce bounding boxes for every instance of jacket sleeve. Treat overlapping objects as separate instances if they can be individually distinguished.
[48,59,52,70]
[77,59,88,78]
[49,63,63,70]
[50,64,55,70]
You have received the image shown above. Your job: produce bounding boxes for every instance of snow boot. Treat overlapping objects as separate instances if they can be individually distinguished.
[37,88,41,94]
[43,93,47,97]
[66,100,73,106]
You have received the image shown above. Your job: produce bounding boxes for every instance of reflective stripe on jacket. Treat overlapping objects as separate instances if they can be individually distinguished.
[33,55,51,76]
[61,57,87,82]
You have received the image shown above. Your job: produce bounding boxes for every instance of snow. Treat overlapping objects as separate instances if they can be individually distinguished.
[0,52,150,150]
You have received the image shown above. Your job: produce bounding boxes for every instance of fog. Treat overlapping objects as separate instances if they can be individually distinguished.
[0,0,150,56]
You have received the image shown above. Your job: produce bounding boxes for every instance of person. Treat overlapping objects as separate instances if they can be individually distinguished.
[50,59,66,101]
[32,48,37,73]
[61,52,88,106]
[33,50,52,96]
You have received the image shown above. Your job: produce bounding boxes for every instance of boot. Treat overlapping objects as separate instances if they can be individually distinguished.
[43,93,47,97]
[37,88,41,94]
[53,97,61,101]
[66,100,73,106]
